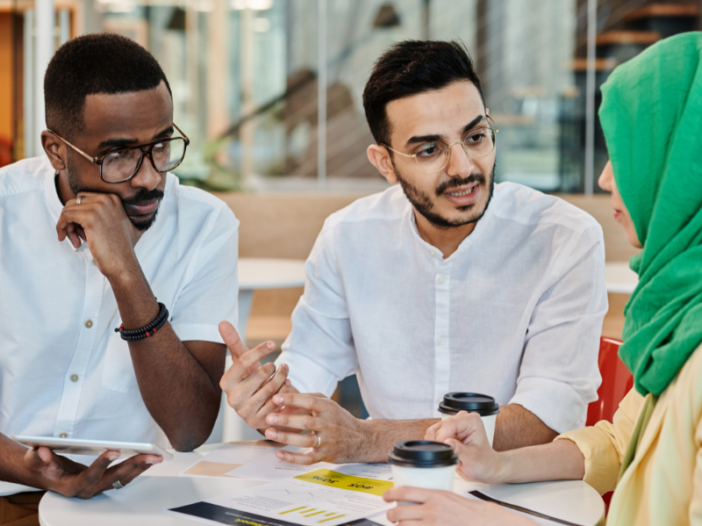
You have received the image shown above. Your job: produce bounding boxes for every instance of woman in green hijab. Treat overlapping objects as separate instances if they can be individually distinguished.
[383,32,702,526]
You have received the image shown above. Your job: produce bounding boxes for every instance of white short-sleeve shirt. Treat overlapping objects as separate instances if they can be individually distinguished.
[277,183,607,433]
[0,156,239,446]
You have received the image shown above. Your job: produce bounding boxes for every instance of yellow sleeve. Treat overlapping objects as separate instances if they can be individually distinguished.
[691,402,702,524]
[554,388,644,495]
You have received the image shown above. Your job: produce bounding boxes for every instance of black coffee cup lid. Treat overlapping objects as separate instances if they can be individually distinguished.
[438,392,500,416]
[388,440,458,468]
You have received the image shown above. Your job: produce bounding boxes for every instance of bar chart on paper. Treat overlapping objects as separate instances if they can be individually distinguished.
[279,506,347,523]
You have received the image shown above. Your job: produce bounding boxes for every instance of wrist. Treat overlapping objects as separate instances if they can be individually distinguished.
[493,450,516,484]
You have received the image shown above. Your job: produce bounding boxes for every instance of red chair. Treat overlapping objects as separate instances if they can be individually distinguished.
[586,337,633,426]
[586,337,633,511]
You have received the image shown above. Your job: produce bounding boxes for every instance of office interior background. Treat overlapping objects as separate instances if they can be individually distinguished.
[0,0,699,418]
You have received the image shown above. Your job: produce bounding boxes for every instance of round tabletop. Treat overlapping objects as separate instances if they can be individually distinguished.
[604,261,639,294]
[238,258,306,291]
[38,445,604,526]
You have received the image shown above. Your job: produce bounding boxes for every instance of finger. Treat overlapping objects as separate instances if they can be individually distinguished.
[250,364,289,411]
[271,393,327,413]
[265,411,321,432]
[271,448,320,466]
[263,427,319,448]
[104,454,162,488]
[219,322,264,373]
[434,412,483,443]
[383,486,432,504]
[424,420,441,441]
[235,361,278,401]
[76,225,87,242]
[76,450,121,489]
[386,502,426,523]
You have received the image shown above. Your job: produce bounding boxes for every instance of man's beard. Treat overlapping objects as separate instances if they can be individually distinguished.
[395,161,496,229]
[67,154,163,231]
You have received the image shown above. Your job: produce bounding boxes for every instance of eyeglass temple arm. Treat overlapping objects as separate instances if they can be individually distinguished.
[50,131,98,164]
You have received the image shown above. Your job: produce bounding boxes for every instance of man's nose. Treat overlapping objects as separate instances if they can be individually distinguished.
[445,142,475,178]
[131,154,162,191]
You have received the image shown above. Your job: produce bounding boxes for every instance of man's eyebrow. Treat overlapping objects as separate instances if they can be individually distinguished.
[405,134,445,147]
[404,115,487,148]
[96,126,175,151]
[153,125,174,139]
[97,137,139,150]
[462,115,486,134]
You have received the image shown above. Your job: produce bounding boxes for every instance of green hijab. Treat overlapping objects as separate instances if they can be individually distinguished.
[599,32,702,397]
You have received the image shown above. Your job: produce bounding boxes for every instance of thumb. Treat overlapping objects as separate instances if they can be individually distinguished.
[24,447,53,471]
[445,438,465,455]
[219,321,248,360]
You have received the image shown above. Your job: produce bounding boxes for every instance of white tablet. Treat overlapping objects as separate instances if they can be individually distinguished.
[12,435,174,460]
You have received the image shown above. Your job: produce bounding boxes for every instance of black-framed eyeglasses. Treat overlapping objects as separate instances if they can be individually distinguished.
[49,123,190,183]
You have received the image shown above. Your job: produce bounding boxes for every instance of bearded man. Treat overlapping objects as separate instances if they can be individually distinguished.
[220,40,607,464]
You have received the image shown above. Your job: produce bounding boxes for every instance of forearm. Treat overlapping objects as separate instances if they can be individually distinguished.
[493,404,558,451]
[109,267,222,451]
[496,437,585,484]
[358,419,439,463]
[0,434,42,488]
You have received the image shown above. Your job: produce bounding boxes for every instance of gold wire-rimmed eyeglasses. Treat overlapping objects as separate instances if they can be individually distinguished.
[383,115,499,174]
[48,123,190,184]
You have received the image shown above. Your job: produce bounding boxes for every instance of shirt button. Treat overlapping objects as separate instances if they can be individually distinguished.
[437,337,445,345]
[85,320,93,329]
[59,433,67,438]
[438,276,445,284]
[70,374,79,383]
[430,250,437,257]
[92,259,97,266]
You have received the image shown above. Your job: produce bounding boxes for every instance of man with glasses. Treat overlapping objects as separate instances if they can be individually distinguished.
[220,40,607,464]
[0,33,238,506]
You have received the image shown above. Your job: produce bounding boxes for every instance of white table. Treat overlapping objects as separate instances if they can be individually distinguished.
[604,262,638,294]
[210,258,307,444]
[37,444,605,526]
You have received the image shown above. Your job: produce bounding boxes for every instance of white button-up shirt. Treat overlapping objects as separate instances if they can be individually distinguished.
[278,183,607,433]
[0,157,238,446]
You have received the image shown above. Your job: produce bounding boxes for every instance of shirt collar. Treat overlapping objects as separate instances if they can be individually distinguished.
[405,192,495,262]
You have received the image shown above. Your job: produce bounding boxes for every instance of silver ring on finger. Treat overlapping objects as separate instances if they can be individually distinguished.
[112,480,125,490]
[76,195,84,205]
[314,432,322,449]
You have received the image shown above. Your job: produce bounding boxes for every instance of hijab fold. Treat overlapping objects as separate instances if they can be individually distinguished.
[599,32,702,397]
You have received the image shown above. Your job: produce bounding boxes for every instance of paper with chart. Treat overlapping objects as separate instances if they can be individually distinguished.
[180,442,279,477]
[170,468,395,526]
[225,446,335,481]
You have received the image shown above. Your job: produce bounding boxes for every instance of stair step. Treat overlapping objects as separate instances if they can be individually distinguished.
[624,3,699,21]
[572,58,618,72]
[596,31,661,46]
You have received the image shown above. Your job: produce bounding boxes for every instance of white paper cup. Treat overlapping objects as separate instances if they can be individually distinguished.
[438,393,500,447]
[388,441,458,505]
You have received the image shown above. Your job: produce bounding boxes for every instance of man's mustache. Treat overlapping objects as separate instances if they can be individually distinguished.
[436,174,486,196]
[122,189,164,206]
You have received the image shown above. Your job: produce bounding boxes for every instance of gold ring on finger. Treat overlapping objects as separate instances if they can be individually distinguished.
[314,432,321,449]
[76,195,84,205]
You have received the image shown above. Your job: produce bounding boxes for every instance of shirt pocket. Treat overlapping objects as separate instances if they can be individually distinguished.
[102,331,140,393]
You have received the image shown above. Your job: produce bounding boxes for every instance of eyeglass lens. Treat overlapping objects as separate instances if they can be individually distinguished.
[101,138,186,182]
[415,127,496,173]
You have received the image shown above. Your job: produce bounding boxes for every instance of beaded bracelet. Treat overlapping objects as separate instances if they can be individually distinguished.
[115,302,169,341]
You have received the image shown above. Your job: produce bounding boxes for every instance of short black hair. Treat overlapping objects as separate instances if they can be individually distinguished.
[363,40,484,147]
[45,33,172,139]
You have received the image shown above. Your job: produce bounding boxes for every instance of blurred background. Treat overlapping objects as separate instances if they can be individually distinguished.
[1,0,698,431]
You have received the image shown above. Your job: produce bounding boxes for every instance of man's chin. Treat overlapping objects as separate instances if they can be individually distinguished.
[129,212,158,232]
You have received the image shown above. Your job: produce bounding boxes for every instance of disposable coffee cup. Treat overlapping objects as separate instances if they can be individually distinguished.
[388,440,458,502]
[438,392,500,447]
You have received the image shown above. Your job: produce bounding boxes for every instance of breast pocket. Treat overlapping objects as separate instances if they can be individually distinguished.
[102,331,140,393]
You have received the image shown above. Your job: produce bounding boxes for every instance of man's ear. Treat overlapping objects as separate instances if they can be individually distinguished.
[41,130,67,172]
[367,144,398,184]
